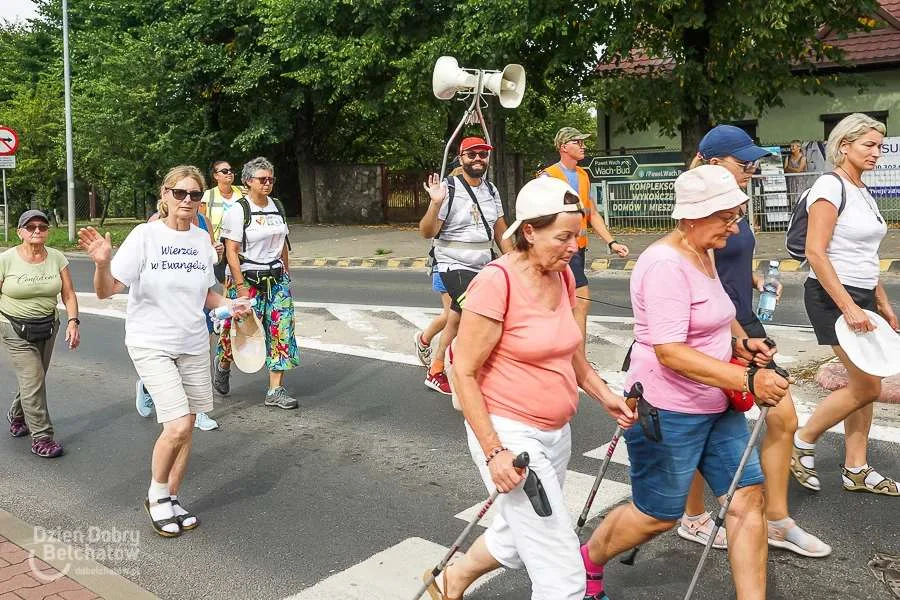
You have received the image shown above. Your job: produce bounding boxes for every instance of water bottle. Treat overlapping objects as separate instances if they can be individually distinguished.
[756,260,780,322]
[211,298,255,321]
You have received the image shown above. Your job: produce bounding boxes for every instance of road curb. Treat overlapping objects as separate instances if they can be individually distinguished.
[290,256,900,273]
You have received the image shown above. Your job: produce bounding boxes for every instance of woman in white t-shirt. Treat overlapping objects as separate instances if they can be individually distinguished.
[213,156,300,409]
[792,113,899,497]
[78,165,252,537]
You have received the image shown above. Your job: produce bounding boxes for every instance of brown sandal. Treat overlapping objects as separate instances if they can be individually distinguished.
[421,566,462,600]
[842,466,900,496]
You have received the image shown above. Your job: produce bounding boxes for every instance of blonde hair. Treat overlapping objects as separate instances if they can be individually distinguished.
[157,165,206,218]
[826,113,886,166]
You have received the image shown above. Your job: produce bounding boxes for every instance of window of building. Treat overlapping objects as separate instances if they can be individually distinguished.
[821,111,888,139]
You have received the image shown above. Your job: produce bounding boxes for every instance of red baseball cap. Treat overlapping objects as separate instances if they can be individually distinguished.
[459,137,494,153]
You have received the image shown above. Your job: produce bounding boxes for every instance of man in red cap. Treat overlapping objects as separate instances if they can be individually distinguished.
[416,137,513,394]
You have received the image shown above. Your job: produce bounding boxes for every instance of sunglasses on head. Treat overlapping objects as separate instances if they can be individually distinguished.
[166,187,204,202]
[462,151,490,160]
[251,176,275,185]
[22,223,49,233]
[216,168,235,175]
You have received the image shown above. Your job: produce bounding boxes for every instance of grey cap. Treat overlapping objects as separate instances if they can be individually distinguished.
[17,209,49,229]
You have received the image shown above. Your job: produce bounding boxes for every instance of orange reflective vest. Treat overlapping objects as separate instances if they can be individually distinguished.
[543,163,593,249]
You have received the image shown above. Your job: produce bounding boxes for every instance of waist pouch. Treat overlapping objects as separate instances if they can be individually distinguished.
[243,264,284,288]
[1,311,56,343]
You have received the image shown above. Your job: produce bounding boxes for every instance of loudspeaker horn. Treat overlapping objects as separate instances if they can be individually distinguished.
[483,63,526,108]
[432,56,477,100]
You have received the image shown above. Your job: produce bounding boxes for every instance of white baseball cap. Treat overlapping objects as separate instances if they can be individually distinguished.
[835,310,900,377]
[670,164,749,220]
[502,177,583,240]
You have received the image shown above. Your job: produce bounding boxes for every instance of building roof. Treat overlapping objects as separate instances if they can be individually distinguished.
[597,1,900,75]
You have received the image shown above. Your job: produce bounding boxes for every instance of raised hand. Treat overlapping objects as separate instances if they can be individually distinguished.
[422,173,447,204]
[77,227,112,265]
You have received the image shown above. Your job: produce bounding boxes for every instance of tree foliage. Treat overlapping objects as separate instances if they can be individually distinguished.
[591,0,879,162]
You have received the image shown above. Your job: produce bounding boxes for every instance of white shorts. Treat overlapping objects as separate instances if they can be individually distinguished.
[465,415,585,600]
[127,346,213,423]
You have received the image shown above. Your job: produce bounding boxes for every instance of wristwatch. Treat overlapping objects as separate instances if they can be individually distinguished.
[68,318,80,325]
[607,240,618,250]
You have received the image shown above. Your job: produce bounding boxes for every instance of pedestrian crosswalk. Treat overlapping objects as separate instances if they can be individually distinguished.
[64,293,900,597]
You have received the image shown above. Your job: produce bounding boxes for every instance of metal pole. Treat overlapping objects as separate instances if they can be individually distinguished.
[2,169,7,242]
[62,0,76,242]
[438,72,489,180]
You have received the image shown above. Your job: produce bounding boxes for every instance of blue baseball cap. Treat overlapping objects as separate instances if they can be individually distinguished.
[698,125,772,162]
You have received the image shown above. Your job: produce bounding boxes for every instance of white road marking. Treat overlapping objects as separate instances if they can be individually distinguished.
[66,294,900,444]
[584,440,631,467]
[453,470,631,529]
[281,537,500,599]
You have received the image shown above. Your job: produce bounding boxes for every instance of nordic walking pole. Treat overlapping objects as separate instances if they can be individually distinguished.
[576,383,643,533]
[682,406,769,600]
[683,340,785,600]
[413,452,529,600]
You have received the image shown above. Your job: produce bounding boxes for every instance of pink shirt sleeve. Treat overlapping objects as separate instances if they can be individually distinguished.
[463,265,508,321]
[641,259,691,345]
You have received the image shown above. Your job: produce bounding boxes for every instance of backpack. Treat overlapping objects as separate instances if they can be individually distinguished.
[784,172,845,262]
[429,176,500,263]
[235,196,293,255]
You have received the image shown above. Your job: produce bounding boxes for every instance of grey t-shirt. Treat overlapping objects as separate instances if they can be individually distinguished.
[434,176,504,272]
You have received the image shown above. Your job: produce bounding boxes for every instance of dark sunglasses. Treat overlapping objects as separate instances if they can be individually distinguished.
[727,158,760,174]
[462,151,490,160]
[216,168,235,175]
[166,187,204,202]
[251,176,275,185]
[23,223,49,233]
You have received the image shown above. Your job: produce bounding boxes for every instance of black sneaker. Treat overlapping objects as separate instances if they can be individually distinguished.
[264,387,299,410]
[213,360,230,396]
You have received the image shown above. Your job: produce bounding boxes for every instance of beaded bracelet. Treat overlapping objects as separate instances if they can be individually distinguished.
[485,446,508,466]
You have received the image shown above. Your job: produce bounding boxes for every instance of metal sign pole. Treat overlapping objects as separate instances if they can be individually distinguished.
[2,169,7,242]
[62,0,76,242]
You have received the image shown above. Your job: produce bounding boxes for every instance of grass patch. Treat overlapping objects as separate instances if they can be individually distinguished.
[1,219,142,251]
[374,247,393,255]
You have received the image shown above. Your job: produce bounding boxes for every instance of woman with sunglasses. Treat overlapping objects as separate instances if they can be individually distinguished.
[79,165,251,537]
[581,166,789,600]
[200,160,241,280]
[793,113,898,497]
[675,125,832,558]
[215,156,300,409]
[0,210,79,458]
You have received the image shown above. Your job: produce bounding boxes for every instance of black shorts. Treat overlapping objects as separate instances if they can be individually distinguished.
[440,269,479,313]
[804,278,876,346]
[739,315,767,339]
[568,248,589,288]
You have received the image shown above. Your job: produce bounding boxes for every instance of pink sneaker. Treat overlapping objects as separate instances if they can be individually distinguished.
[424,371,451,395]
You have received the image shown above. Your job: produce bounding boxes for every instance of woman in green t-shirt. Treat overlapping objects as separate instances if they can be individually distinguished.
[0,210,80,458]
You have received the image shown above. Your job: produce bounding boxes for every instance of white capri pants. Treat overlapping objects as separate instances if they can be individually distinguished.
[465,415,585,600]
[127,346,213,424]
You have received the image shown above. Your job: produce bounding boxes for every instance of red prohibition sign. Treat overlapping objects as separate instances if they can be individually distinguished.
[0,126,19,156]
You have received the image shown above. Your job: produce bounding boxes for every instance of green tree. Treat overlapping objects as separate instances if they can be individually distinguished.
[591,0,879,163]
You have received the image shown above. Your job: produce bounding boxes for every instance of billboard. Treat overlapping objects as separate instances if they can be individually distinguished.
[582,151,685,217]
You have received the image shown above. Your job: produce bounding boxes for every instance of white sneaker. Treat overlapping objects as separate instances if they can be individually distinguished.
[414,331,432,367]
[194,412,219,431]
[135,380,154,418]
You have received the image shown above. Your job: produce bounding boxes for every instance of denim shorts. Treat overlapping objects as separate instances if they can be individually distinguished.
[432,271,447,294]
[624,408,764,521]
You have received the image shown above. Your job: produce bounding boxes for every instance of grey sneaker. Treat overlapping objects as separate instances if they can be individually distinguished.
[265,386,299,410]
[213,360,230,396]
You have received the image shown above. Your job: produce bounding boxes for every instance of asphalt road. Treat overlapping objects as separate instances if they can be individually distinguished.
[0,262,897,599]
[63,256,900,326]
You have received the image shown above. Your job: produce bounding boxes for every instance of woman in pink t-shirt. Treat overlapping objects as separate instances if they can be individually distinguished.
[421,178,636,600]
[581,166,789,600]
